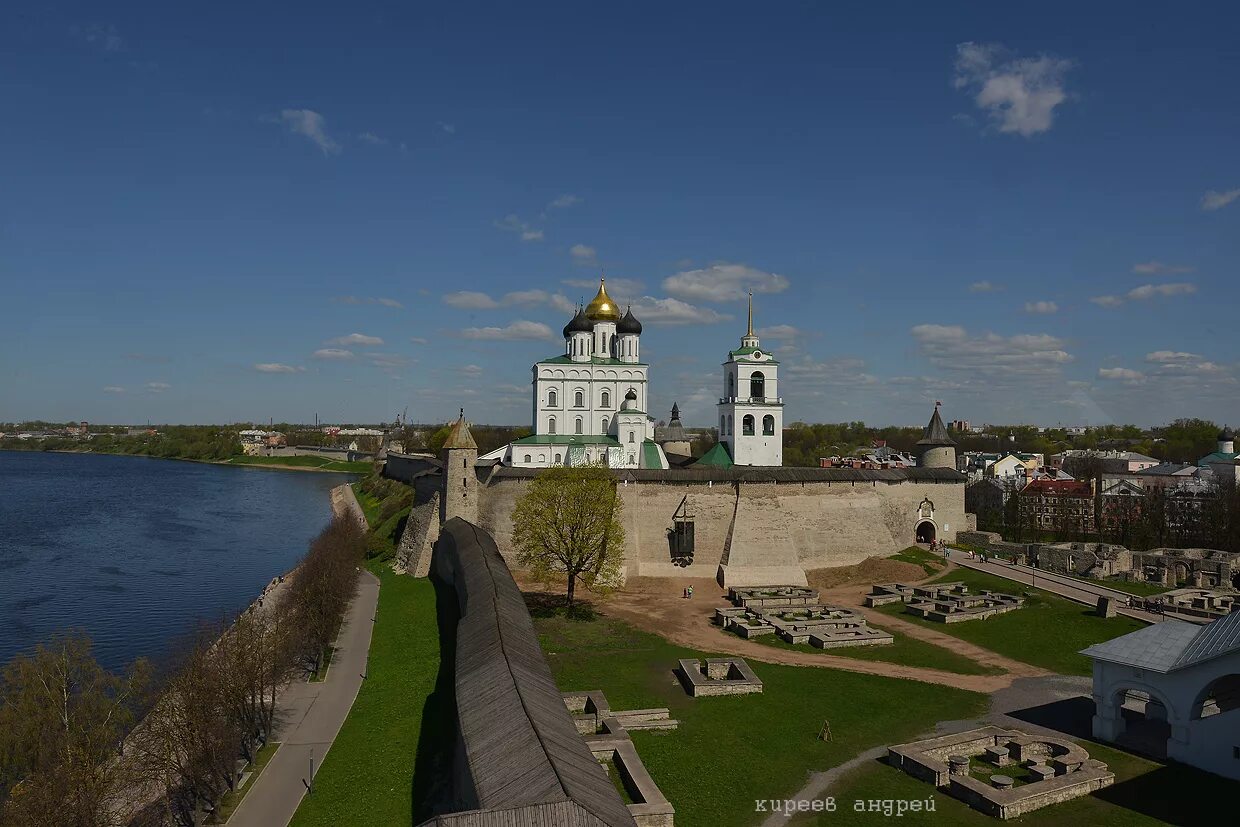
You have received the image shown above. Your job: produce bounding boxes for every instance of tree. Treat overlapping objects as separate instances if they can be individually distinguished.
[0,633,150,827]
[511,465,625,607]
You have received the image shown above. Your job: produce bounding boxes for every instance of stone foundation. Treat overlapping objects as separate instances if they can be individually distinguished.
[676,658,763,697]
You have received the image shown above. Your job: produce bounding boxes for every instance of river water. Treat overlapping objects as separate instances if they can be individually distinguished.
[0,451,353,672]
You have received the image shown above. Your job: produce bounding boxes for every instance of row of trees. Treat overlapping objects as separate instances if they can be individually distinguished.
[0,427,241,462]
[0,515,364,827]
[978,482,1240,554]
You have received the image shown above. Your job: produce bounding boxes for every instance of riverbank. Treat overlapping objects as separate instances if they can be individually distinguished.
[1,447,373,474]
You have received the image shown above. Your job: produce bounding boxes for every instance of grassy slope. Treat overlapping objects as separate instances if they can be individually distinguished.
[537,612,989,827]
[790,740,1237,826]
[288,568,440,827]
[749,624,1002,676]
[226,455,373,473]
[876,568,1144,676]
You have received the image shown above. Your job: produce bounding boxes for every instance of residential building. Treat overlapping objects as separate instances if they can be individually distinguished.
[1017,478,1095,535]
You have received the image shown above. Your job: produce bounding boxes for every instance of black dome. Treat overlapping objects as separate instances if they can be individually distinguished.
[563,306,591,337]
[625,388,638,400]
[1221,425,1236,441]
[617,307,643,335]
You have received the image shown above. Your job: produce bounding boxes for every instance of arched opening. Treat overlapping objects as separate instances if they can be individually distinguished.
[601,390,610,408]
[727,373,735,397]
[628,430,635,443]
[742,415,755,436]
[574,417,583,435]
[523,454,532,463]
[548,416,556,434]
[763,414,775,435]
[720,415,725,434]
[750,371,765,401]
[915,520,936,543]
[554,453,562,465]
[574,390,584,407]
[602,417,609,433]
[1192,674,1240,719]
[548,389,557,407]
[1111,687,1174,758]
[727,415,733,436]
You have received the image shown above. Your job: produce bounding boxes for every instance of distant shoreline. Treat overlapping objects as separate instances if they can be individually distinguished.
[0,447,369,475]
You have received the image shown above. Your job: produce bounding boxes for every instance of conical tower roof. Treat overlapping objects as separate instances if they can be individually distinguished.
[916,405,956,447]
[443,409,477,450]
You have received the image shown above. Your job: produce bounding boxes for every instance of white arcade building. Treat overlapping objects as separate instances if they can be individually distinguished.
[483,279,786,469]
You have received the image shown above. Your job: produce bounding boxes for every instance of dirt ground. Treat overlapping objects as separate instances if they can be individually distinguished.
[539,560,1052,694]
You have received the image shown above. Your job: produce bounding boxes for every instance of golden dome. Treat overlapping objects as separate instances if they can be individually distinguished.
[584,278,621,322]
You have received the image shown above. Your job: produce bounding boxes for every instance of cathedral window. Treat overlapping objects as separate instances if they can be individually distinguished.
[524,454,531,463]
[548,416,556,434]
[727,415,733,436]
[574,390,584,407]
[750,371,765,401]
[763,414,775,436]
[742,415,755,436]
[601,390,610,408]
[602,417,609,433]
[628,431,635,443]
[554,453,561,464]
[575,417,583,435]
[728,373,735,397]
[720,415,725,435]
[548,390,557,407]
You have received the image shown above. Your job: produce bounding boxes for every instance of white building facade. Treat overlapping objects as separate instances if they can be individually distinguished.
[717,295,783,467]
[482,279,668,469]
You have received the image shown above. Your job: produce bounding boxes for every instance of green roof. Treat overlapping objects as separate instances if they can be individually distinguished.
[642,439,663,469]
[1199,451,1240,467]
[539,355,648,366]
[511,434,620,446]
[727,346,780,363]
[693,441,734,468]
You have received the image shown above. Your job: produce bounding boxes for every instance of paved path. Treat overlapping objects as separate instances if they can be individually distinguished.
[229,570,381,827]
[946,554,1205,624]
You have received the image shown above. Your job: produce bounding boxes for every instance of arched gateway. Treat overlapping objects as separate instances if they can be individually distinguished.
[915,520,937,544]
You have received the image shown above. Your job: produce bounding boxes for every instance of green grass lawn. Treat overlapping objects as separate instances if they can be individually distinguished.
[789,739,1237,826]
[888,546,948,576]
[876,569,1144,676]
[537,612,989,827]
[213,741,279,824]
[351,483,383,527]
[746,623,1002,676]
[226,454,373,473]
[288,567,443,827]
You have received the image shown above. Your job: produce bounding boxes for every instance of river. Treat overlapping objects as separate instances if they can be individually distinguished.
[0,451,354,672]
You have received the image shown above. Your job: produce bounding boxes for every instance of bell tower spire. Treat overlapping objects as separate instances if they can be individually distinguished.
[740,291,759,349]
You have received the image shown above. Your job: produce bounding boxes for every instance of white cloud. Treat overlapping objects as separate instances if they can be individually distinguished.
[1145,351,1201,363]
[503,290,552,306]
[366,353,408,370]
[1132,260,1193,275]
[953,42,1074,137]
[910,324,1073,377]
[1098,367,1145,383]
[628,296,730,325]
[1090,295,1125,308]
[76,23,124,52]
[570,244,597,265]
[146,382,171,393]
[755,324,802,340]
[1128,282,1196,300]
[410,336,428,345]
[436,121,456,135]
[277,109,341,155]
[549,194,581,209]
[563,277,645,299]
[1201,188,1240,211]
[254,363,303,373]
[969,280,1000,293]
[357,132,388,146]
[1024,301,1059,314]
[462,364,484,377]
[662,263,790,303]
[313,348,354,360]
[494,214,543,242]
[443,291,500,309]
[103,386,125,394]
[460,320,555,341]
[326,333,384,346]
[332,296,404,308]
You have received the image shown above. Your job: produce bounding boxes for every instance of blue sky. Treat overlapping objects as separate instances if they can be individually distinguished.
[1,2,1237,428]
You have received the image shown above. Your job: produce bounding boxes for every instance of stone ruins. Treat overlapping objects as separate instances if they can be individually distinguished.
[1139,587,1237,619]
[714,585,894,648]
[563,690,676,827]
[867,581,1025,623]
[676,658,763,697]
[888,726,1114,820]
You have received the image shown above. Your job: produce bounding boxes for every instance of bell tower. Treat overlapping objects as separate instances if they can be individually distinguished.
[440,409,478,525]
[717,293,783,466]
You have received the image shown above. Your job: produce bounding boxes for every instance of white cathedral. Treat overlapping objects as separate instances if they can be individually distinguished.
[481,278,784,469]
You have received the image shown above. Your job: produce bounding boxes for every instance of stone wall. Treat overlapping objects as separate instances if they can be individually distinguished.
[954,530,1031,562]
[476,475,966,577]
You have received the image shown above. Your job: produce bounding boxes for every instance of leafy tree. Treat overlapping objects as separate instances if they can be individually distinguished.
[511,465,625,607]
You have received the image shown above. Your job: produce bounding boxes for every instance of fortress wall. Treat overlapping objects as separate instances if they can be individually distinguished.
[476,475,966,573]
